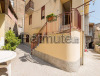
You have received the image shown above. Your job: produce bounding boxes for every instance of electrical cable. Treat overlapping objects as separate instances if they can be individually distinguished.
[33,0,50,12]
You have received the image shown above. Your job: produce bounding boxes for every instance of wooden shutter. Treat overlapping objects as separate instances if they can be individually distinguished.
[29,14,32,25]
[41,6,45,19]
[0,3,2,13]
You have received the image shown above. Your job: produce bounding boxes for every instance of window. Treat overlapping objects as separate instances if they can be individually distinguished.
[41,6,45,19]
[29,15,32,25]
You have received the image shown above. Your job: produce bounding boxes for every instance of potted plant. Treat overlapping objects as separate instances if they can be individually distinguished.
[46,13,57,22]
[2,30,21,51]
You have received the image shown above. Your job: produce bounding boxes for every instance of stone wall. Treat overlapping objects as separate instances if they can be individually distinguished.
[94,23,100,45]
[32,50,80,72]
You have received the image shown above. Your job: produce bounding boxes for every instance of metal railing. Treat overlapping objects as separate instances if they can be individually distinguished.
[25,0,34,12]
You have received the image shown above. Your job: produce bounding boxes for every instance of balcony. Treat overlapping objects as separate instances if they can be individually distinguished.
[25,1,34,14]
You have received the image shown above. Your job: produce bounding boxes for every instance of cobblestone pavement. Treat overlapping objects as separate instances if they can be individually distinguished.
[1,44,100,76]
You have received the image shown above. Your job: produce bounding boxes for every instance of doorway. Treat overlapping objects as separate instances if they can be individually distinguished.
[62,1,72,25]
[26,34,29,43]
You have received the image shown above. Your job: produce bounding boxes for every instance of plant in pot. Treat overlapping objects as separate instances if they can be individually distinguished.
[3,30,21,51]
[46,13,57,22]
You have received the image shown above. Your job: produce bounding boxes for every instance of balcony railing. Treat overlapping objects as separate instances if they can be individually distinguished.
[25,1,34,14]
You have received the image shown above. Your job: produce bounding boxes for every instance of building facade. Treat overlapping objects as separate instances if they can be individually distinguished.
[86,23,94,49]
[94,23,100,45]
[0,0,18,48]
[24,0,89,72]
[10,0,25,35]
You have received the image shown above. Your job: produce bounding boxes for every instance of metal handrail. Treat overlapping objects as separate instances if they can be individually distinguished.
[25,1,34,12]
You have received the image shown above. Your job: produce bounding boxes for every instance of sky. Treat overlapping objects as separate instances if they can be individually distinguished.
[89,0,100,24]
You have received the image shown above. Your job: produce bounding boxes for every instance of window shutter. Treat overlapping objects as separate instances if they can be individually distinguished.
[29,15,32,25]
[41,5,45,19]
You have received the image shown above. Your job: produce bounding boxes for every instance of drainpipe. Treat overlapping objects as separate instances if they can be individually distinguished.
[23,0,26,33]
[21,0,26,44]
[82,0,85,65]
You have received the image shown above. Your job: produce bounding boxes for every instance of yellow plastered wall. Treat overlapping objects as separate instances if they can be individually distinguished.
[25,0,63,36]
[25,0,84,33]
[0,14,5,41]
[25,0,83,61]
[72,0,84,60]
[5,15,15,32]
[84,0,89,14]
[35,30,80,61]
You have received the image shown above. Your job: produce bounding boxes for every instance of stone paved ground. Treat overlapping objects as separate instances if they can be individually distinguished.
[1,44,100,76]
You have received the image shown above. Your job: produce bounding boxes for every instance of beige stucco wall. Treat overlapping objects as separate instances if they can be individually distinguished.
[25,0,84,66]
[25,0,63,35]
[25,0,84,58]
[72,0,84,64]
[25,0,83,38]
[5,14,15,32]
[0,14,5,48]
[4,13,19,37]
[35,30,80,61]
[0,14,17,48]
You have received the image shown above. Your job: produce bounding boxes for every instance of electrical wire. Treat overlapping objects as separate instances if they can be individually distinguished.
[33,0,50,12]
[90,15,100,21]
